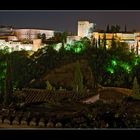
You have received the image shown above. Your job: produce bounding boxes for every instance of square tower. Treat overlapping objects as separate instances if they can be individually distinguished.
[78,21,95,38]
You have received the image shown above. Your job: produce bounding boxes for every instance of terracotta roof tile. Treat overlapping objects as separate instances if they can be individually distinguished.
[16,89,75,104]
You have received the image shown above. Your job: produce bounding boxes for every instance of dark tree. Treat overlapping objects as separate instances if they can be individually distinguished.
[35,113,40,126]
[132,77,140,94]
[136,41,139,55]
[103,33,107,50]
[0,51,7,102]
[116,25,121,32]
[26,112,32,126]
[106,24,110,33]
[4,54,13,105]
[73,61,84,95]
[37,33,42,39]
[111,34,117,48]
[110,25,116,33]
[9,114,16,125]
[61,32,67,49]
[42,33,46,43]
[125,24,127,32]
[98,35,101,47]
[11,50,34,89]
[37,33,46,43]
[18,115,23,125]
[1,115,7,123]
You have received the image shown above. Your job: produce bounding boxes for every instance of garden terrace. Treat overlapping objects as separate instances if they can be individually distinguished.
[40,59,95,90]
[99,87,133,103]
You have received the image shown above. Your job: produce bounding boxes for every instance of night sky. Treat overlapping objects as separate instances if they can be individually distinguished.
[0,10,140,34]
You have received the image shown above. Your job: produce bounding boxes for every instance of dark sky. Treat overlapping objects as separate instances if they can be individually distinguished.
[0,10,140,34]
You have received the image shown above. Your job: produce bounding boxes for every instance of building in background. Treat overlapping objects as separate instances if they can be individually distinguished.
[0,39,33,51]
[0,26,13,36]
[0,28,52,52]
[0,39,43,52]
[66,36,81,45]
[93,32,140,55]
[8,35,18,41]
[67,21,96,45]
[32,39,42,51]
[0,21,140,54]
[14,29,54,41]
[78,21,96,38]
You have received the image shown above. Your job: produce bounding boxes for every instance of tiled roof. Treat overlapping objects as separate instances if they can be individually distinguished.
[16,89,75,104]
[15,88,94,104]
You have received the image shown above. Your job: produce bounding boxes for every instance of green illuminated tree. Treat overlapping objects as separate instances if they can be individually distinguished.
[72,41,84,54]
[80,37,91,47]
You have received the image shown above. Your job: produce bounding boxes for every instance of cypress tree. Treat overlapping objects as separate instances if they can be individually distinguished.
[4,54,13,105]
[98,35,101,47]
[111,34,117,48]
[136,41,139,55]
[106,24,110,33]
[0,61,7,103]
[125,24,127,32]
[73,61,84,95]
[103,33,107,50]
[46,80,53,91]
[132,77,140,95]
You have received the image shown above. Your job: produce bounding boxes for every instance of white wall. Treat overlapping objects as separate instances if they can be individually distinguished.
[14,29,54,41]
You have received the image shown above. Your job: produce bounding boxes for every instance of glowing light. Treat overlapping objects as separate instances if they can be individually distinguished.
[74,47,82,53]
[111,60,117,66]
[107,67,114,74]
[121,63,131,73]
[73,41,86,53]
[134,57,139,66]
[53,43,62,51]
[65,44,72,50]
[134,60,138,66]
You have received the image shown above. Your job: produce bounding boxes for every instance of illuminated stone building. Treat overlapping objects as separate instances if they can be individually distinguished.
[0,39,43,52]
[0,21,140,54]
[78,21,96,38]
[93,32,140,55]
[0,26,13,36]
[66,21,95,45]
[66,36,81,45]
[32,39,42,51]
[14,29,54,41]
